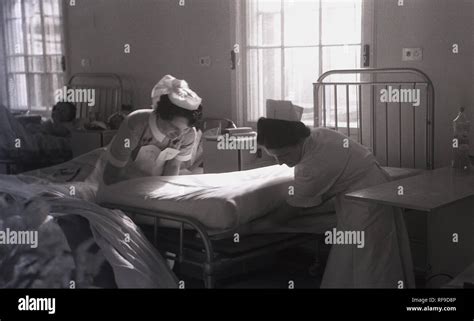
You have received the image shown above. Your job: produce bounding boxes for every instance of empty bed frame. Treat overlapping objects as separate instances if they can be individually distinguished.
[67,72,133,122]
[102,67,435,288]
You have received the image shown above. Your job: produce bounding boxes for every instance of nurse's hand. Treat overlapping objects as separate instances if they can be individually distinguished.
[163,159,181,176]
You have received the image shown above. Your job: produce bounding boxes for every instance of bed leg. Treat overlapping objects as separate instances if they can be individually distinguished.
[309,238,324,277]
[204,274,215,289]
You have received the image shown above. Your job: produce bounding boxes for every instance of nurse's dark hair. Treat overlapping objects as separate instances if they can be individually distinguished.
[154,94,203,127]
[257,117,310,149]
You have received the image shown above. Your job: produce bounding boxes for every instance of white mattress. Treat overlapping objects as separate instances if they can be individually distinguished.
[97,165,295,231]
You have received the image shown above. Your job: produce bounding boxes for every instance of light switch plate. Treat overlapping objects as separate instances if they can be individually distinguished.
[199,56,211,67]
[402,48,423,61]
[81,58,91,68]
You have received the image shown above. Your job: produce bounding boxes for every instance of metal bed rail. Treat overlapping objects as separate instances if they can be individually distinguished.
[100,203,315,288]
[313,68,435,170]
[67,73,133,122]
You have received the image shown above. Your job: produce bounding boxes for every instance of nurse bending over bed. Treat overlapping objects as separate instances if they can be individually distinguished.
[102,75,203,185]
[255,118,415,289]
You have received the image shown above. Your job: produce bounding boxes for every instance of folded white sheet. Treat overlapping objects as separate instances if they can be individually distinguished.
[97,165,295,231]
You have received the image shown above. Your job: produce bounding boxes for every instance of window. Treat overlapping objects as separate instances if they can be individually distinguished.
[243,0,362,127]
[1,0,65,114]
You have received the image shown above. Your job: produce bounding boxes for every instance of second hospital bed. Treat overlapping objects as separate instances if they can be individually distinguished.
[98,67,435,288]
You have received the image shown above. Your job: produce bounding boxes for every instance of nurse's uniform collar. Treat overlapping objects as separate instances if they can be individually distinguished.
[149,112,167,143]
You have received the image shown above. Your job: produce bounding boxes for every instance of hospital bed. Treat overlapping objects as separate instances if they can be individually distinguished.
[0,73,131,175]
[98,67,435,288]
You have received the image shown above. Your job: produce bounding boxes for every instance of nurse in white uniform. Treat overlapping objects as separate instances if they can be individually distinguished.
[256,117,415,288]
[102,75,203,185]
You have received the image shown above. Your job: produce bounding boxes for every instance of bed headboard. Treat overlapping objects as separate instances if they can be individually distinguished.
[313,68,434,170]
[67,73,133,122]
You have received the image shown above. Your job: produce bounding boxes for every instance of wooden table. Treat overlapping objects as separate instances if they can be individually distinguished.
[345,167,474,287]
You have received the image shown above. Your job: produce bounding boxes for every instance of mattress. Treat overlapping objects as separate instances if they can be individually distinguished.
[97,165,295,232]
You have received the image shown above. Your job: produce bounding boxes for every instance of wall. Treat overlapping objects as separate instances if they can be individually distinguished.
[64,0,233,119]
[374,0,473,168]
[64,0,473,167]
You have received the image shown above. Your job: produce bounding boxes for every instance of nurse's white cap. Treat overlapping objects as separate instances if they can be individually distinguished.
[151,75,202,111]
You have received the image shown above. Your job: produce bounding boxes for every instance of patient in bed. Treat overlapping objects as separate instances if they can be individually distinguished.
[0,102,77,160]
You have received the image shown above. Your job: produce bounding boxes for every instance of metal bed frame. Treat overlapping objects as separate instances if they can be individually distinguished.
[67,73,133,122]
[313,67,435,170]
[100,203,316,288]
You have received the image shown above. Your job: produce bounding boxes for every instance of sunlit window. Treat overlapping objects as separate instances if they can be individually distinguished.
[1,0,65,114]
[245,0,362,126]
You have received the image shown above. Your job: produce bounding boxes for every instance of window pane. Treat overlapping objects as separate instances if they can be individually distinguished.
[25,14,44,55]
[5,19,25,55]
[51,73,65,93]
[247,0,281,46]
[24,0,41,16]
[284,0,319,46]
[43,0,54,16]
[7,57,25,72]
[322,45,360,80]
[8,74,28,110]
[5,0,23,19]
[284,47,319,126]
[44,16,62,55]
[27,56,45,72]
[28,73,53,110]
[247,48,282,121]
[45,55,62,72]
[321,0,361,45]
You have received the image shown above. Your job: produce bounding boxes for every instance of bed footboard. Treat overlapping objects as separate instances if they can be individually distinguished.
[314,67,434,170]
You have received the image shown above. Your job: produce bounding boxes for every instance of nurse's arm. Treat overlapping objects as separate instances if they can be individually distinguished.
[163,158,181,176]
[269,202,301,224]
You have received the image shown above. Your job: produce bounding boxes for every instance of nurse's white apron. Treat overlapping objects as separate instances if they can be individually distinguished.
[127,145,180,178]
[320,164,415,288]
[290,128,415,289]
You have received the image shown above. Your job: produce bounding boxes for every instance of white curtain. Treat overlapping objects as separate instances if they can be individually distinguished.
[1,0,65,115]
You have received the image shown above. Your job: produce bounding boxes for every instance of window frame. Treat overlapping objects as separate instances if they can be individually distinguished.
[231,0,375,129]
[1,0,66,115]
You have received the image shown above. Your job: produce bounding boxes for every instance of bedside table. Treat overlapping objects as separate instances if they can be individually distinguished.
[71,129,117,158]
[202,137,276,173]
